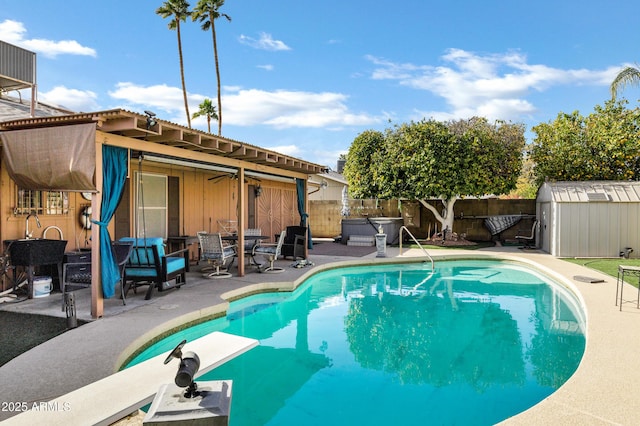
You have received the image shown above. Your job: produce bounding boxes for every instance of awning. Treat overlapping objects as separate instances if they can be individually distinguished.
[0,122,96,191]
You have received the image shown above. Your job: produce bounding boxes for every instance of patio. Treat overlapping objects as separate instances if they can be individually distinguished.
[1,244,640,425]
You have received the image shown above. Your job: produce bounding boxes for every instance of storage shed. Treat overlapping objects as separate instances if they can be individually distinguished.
[536,181,640,258]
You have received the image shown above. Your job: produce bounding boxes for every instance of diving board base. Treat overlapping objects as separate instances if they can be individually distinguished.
[144,381,232,425]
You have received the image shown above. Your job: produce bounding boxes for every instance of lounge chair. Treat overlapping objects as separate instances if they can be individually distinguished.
[120,237,187,299]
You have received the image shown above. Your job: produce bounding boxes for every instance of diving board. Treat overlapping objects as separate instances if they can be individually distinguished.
[4,332,258,426]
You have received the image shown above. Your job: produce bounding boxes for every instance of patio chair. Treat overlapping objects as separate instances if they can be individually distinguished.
[112,241,134,304]
[120,237,187,300]
[198,232,237,279]
[515,220,539,249]
[244,228,263,265]
[253,231,286,273]
[281,226,307,260]
[61,241,133,310]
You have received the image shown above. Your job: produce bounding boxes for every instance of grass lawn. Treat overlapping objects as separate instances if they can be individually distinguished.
[562,258,640,283]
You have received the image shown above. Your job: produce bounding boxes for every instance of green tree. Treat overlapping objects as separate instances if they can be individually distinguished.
[192,0,231,136]
[343,130,386,198]
[345,118,525,236]
[610,64,640,99]
[530,99,640,185]
[157,0,192,128]
[192,98,218,133]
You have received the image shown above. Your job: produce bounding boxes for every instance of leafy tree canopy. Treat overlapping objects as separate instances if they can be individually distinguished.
[530,99,640,185]
[342,129,386,199]
[345,118,524,201]
[344,117,525,234]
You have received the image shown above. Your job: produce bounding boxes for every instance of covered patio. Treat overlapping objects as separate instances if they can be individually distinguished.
[0,109,325,318]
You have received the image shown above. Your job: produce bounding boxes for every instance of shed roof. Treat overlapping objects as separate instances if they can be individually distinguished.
[540,181,640,202]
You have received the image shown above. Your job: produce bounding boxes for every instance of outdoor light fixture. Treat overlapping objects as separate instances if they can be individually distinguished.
[164,339,201,398]
[254,185,263,197]
[144,110,157,129]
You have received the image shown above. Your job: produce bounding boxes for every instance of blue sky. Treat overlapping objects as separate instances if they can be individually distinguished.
[1,1,639,170]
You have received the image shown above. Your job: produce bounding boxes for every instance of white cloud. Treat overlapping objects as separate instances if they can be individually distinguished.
[238,32,291,51]
[0,19,25,44]
[39,86,99,112]
[107,83,379,130]
[222,88,381,128]
[257,64,274,71]
[0,19,96,58]
[367,49,621,122]
[109,82,197,113]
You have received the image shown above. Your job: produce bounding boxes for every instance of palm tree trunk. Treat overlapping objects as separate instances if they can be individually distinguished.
[211,15,222,136]
[176,22,191,128]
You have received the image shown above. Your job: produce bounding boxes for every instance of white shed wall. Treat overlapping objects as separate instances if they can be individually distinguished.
[552,202,639,257]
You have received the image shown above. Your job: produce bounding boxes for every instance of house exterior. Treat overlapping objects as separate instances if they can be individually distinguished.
[308,170,347,201]
[536,181,640,258]
[0,109,325,317]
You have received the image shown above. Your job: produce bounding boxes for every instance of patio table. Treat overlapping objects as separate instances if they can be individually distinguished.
[222,235,269,268]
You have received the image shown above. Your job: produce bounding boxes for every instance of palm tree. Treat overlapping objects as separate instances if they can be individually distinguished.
[192,98,218,133]
[610,64,640,99]
[192,0,231,136]
[156,0,192,128]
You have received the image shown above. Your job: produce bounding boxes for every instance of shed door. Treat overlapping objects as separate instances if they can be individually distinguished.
[540,202,551,253]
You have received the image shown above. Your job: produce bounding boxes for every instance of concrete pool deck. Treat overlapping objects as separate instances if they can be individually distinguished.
[0,243,639,424]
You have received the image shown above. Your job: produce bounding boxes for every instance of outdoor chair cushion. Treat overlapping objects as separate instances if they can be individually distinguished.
[202,246,236,260]
[254,246,277,255]
[124,257,185,277]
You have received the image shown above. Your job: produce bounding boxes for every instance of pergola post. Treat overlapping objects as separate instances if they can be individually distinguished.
[91,139,104,319]
[237,167,246,277]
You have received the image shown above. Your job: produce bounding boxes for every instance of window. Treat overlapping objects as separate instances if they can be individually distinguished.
[15,188,69,216]
[135,172,168,238]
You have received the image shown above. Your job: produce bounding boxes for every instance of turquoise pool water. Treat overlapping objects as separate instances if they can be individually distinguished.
[129,259,586,425]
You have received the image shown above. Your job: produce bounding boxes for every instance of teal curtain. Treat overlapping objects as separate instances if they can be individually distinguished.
[92,145,128,298]
[296,178,313,249]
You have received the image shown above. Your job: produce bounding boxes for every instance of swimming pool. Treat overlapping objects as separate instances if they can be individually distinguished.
[129,259,586,425]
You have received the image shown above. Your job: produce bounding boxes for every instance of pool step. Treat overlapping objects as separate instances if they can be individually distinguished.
[347,235,375,246]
